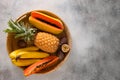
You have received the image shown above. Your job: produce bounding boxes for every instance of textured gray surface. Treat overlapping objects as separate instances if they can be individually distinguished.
[1,0,120,80]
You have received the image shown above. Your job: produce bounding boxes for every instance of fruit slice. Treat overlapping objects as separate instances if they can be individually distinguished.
[9,46,39,59]
[29,16,63,34]
[17,51,49,59]
[24,56,59,76]
[12,59,40,66]
[31,11,64,30]
[61,44,70,53]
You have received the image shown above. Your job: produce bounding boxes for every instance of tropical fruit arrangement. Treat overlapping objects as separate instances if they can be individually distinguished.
[4,10,71,76]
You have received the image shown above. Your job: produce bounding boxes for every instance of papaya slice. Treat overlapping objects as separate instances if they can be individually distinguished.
[29,11,64,34]
[31,11,64,29]
[24,56,59,76]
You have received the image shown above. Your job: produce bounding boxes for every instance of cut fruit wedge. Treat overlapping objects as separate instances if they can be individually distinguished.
[24,56,59,76]
[31,11,64,29]
[29,16,63,34]
[61,44,70,53]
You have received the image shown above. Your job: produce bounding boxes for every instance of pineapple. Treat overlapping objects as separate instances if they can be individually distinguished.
[5,19,60,53]
[4,19,36,43]
[34,32,59,53]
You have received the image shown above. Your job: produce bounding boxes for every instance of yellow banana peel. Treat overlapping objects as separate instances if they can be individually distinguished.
[19,51,49,59]
[9,46,39,59]
[12,59,40,66]
[9,46,50,66]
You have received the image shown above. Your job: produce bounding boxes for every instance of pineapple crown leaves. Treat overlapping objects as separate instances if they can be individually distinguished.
[4,19,37,42]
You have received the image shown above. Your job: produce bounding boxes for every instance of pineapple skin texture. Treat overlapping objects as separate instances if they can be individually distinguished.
[34,32,60,53]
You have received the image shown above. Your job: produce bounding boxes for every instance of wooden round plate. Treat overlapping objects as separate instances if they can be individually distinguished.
[7,10,72,74]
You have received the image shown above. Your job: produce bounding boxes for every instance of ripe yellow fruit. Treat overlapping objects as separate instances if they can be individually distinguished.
[34,32,59,53]
[18,51,49,59]
[12,59,40,66]
[9,46,49,66]
[9,46,39,59]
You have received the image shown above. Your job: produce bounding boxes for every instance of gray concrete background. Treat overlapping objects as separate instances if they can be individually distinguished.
[1,0,120,80]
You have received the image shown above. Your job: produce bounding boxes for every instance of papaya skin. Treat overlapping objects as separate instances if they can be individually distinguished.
[24,56,59,76]
[31,11,64,30]
[29,16,63,34]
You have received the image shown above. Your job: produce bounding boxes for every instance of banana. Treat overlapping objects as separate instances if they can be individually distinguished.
[12,59,40,66]
[16,51,50,59]
[9,46,50,66]
[9,46,39,59]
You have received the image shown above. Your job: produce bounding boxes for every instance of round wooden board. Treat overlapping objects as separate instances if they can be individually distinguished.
[6,10,72,74]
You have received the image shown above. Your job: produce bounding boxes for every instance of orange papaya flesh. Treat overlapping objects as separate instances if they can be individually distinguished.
[24,56,59,76]
[29,16,63,34]
[31,11,64,30]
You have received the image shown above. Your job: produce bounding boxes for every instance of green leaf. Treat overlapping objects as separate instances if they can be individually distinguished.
[4,19,37,43]
[16,22,25,32]
[4,28,16,33]
[8,20,16,29]
[10,19,22,32]
[15,33,26,38]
